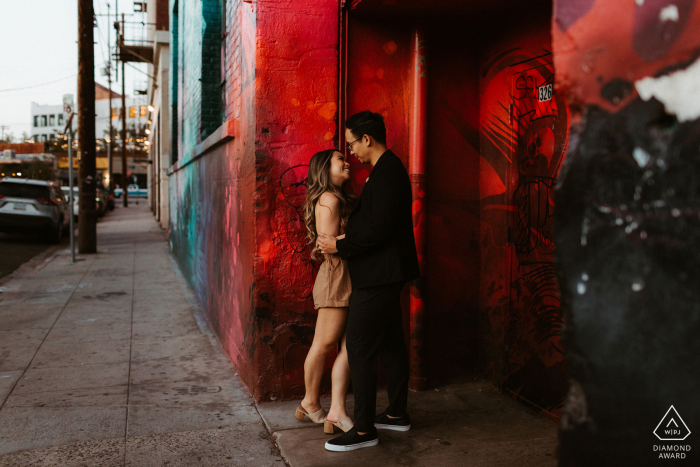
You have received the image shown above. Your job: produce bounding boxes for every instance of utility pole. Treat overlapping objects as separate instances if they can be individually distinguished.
[120,13,129,207]
[78,0,97,253]
[107,3,114,195]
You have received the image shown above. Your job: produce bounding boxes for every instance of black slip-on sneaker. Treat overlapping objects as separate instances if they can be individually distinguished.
[324,428,379,452]
[374,410,411,431]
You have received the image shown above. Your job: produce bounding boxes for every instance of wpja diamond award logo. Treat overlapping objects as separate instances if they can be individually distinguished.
[653,405,691,459]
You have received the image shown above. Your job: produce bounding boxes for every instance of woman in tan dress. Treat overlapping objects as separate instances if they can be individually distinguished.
[295,149,356,434]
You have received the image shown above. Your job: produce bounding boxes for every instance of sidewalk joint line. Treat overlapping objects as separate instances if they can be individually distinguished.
[0,255,96,412]
[123,242,136,465]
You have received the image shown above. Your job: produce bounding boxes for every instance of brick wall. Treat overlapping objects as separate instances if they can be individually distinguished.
[172,0,225,161]
[169,0,339,401]
[180,0,202,156]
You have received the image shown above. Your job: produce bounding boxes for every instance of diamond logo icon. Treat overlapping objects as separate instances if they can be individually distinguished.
[654,406,691,441]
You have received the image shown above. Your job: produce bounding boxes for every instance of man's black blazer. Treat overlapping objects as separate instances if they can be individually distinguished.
[336,150,420,289]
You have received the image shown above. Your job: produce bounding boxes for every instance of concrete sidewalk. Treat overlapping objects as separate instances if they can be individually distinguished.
[0,204,283,466]
[0,203,558,467]
[260,377,558,467]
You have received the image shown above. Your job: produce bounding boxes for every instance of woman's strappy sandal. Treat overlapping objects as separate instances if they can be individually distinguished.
[294,405,327,426]
[323,416,354,434]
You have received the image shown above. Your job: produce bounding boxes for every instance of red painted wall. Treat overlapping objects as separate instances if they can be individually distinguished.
[422,24,482,378]
[252,0,340,400]
[169,0,339,402]
[176,0,570,407]
[477,9,569,419]
[344,1,568,417]
[344,17,414,366]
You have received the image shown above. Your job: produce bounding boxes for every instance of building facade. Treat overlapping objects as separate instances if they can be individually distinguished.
[30,103,65,142]
[146,0,171,229]
[164,2,700,463]
[31,87,148,148]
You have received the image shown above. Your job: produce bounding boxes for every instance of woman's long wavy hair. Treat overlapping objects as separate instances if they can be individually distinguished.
[303,149,357,260]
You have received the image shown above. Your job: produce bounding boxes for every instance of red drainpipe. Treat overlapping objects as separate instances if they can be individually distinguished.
[409,28,428,392]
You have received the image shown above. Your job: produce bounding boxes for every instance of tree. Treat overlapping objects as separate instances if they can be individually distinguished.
[0,131,15,143]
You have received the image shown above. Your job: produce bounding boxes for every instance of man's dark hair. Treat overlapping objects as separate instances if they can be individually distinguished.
[345,110,387,145]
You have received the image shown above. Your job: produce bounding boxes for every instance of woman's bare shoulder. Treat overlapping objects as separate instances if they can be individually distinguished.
[317,191,341,209]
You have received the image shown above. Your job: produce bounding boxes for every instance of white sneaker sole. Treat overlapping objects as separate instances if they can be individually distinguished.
[374,423,411,431]
[324,438,379,452]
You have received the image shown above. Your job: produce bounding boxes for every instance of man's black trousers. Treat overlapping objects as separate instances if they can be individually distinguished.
[346,281,409,433]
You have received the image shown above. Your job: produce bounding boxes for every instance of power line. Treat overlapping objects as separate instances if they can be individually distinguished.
[0,64,103,93]
[125,61,155,81]
[0,74,77,93]
[94,2,110,67]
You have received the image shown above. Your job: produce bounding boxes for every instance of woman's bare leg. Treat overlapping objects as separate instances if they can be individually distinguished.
[327,332,350,423]
[301,307,347,414]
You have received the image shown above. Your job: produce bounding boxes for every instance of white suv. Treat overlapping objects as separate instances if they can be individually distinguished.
[0,178,70,243]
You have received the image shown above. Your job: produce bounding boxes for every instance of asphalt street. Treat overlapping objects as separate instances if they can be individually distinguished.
[0,232,70,281]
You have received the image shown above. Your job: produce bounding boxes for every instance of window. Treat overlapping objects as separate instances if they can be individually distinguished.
[41,115,47,127]
[0,182,50,200]
[112,108,118,119]
[49,115,56,126]
[49,133,55,140]
[140,106,147,117]
[199,0,224,140]
[171,0,179,165]
[33,116,39,127]
[58,114,64,126]
[41,134,47,142]
[220,0,226,121]
[129,107,136,118]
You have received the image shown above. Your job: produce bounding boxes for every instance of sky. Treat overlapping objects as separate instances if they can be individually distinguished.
[0,0,149,141]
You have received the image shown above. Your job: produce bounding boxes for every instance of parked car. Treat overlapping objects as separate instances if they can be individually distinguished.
[0,178,70,243]
[96,189,108,216]
[61,186,79,220]
[114,184,147,198]
[106,191,115,210]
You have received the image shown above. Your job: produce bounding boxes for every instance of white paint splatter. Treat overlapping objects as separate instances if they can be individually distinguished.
[577,282,587,295]
[636,56,700,122]
[659,4,679,22]
[632,280,645,292]
[582,272,589,282]
[633,147,651,167]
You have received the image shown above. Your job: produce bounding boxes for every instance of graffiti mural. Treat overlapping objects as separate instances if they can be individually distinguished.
[277,163,317,300]
[479,42,570,419]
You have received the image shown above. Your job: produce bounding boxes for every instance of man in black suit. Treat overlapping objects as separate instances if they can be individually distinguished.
[317,110,420,452]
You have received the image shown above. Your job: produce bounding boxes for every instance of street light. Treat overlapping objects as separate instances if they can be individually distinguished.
[147,105,155,112]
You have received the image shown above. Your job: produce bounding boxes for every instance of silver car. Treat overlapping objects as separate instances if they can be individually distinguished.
[0,178,70,244]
